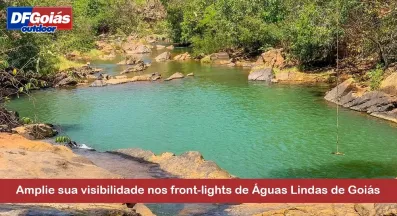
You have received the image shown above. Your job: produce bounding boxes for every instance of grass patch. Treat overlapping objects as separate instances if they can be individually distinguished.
[273,66,299,74]
[84,49,104,59]
[367,65,384,90]
[56,56,84,71]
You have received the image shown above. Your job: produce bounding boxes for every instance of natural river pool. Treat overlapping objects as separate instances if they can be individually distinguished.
[7,49,397,178]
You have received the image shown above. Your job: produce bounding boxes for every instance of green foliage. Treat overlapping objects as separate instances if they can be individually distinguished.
[0,0,167,79]
[200,55,212,64]
[368,65,384,90]
[55,136,72,143]
[164,0,396,68]
[20,117,33,125]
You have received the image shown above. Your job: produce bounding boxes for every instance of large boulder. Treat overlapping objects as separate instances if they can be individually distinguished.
[155,52,171,62]
[324,78,355,104]
[12,123,57,140]
[90,80,107,87]
[380,72,397,95]
[248,67,274,82]
[256,48,285,68]
[165,72,184,81]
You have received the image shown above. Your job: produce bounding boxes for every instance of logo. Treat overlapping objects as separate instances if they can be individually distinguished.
[7,7,72,33]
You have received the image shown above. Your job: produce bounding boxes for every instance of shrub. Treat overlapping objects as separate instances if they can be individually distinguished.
[367,65,384,90]
[20,117,33,125]
[55,136,72,143]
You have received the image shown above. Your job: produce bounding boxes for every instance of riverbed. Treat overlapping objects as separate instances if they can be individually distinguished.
[6,48,397,178]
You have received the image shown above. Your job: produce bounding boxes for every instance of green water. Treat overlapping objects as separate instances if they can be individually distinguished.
[6,49,397,178]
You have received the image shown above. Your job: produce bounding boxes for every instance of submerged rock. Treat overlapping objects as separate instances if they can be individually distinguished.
[165,72,184,81]
[12,124,57,140]
[155,51,171,62]
[248,67,274,82]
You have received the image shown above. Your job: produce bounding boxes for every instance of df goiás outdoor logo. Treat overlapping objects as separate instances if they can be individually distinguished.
[7,7,72,33]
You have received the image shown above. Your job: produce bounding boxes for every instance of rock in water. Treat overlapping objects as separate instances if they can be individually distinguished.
[324,78,354,103]
[187,73,194,77]
[120,62,149,74]
[165,72,184,81]
[248,67,274,82]
[12,124,57,140]
[156,45,165,50]
[166,45,174,50]
[155,52,171,62]
[117,56,143,65]
[90,80,107,87]
[173,52,191,61]
[151,72,161,81]
[98,73,111,80]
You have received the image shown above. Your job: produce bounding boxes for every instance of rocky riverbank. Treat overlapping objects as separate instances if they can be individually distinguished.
[324,72,397,123]
[0,133,150,216]
[2,133,397,215]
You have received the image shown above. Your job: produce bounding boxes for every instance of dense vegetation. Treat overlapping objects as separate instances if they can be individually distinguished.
[0,0,396,83]
[163,0,397,69]
[0,0,166,75]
